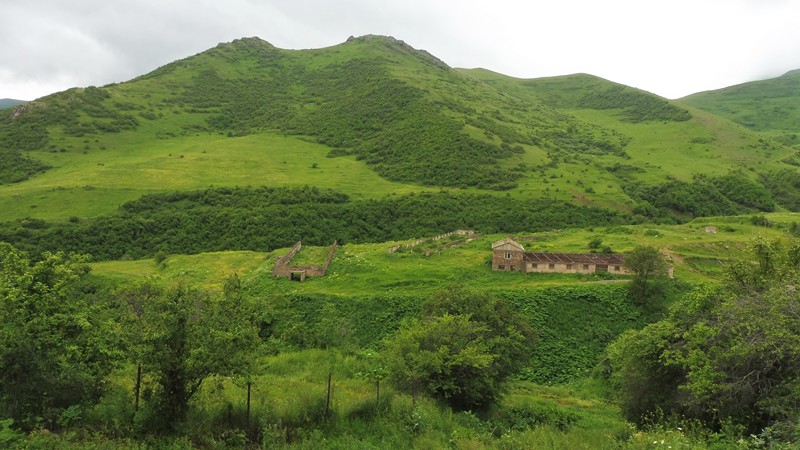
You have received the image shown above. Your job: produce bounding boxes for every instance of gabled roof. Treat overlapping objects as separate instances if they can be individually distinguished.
[524,252,625,265]
[491,237,525,252]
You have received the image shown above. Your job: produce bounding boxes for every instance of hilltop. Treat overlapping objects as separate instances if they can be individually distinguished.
[681,69,800,147]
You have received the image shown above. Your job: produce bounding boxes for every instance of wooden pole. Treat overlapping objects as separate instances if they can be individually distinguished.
[246,381,252,428]
[134,364,142,413]
[326,371,332,417]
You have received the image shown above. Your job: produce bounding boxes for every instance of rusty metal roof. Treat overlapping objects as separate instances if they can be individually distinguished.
[523,252,625,265]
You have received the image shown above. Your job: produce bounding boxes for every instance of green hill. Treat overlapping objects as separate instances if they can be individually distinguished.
[681,69,800,148]
[1,36,798,249]
[0,98,26,109]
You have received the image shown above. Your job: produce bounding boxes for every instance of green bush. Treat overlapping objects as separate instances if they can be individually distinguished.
[0,186,627,260]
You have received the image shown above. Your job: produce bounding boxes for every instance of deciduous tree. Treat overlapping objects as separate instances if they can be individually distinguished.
[0,243,118,430]
[385,288,534,410]
[607,238,800,439]
[625,245,669,305]
[116,276,260,432]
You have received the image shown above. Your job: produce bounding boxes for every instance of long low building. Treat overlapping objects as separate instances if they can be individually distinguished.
[491,237,632,275]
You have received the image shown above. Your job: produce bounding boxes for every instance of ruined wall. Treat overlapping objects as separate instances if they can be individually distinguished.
[272,241,303,277]
[388,229,476,253]
[273,241,338,280]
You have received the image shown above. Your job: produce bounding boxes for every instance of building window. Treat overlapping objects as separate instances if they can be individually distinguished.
[498,264,505,270]
[566,264,573,270]
[583,264,589,270]
[531,263,538,269]
[504,252,512,259]
[614,265,621,271]
[548,263,555,269]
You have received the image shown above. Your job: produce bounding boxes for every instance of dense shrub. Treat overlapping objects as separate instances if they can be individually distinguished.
[606,239,800,439]
[251,283,641,385]
[623,173,776,220]
[576,85,692,122]
[0,186,628,260]
[761,168,800,211]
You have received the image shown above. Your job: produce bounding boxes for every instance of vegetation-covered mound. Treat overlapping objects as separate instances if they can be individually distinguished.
[1,36,796,224]
[682,69,800,137]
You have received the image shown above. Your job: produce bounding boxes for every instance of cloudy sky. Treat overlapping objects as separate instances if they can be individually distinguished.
[2,0,799,101]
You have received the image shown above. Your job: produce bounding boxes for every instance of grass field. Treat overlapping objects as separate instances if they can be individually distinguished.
[73,348,724,449]
[90,212,795,291]
[0,131,425,221]
[90,250,266,289]
[682,69,800,136]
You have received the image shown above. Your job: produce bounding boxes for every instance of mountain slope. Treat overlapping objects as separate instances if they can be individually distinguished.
[461,69,794,212]
[0,36,796,223]
[681,69,800,148]
[0,36,624,191]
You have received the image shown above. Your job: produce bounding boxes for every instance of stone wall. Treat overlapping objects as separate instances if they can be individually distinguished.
[388,229,476,253]
[273,241,338,281]
[272,241,303,277]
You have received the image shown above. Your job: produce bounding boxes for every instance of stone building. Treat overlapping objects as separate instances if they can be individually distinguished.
[491,237,631,275]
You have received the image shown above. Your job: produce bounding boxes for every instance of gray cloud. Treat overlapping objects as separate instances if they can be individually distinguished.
[2,0,799,100]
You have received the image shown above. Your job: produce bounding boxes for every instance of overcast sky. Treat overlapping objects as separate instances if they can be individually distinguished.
[2,0,799,101]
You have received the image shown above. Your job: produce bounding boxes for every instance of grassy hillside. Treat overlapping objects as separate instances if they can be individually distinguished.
[460,69,798,215]
[681,69,800,147]
[0,37,796,224]
[90,212,795,291]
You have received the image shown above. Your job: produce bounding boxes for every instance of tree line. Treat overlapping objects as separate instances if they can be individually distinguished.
[0,187,627,260]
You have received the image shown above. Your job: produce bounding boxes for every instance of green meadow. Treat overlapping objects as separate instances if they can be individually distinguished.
[0,131,424,221]
[90,212,793,291]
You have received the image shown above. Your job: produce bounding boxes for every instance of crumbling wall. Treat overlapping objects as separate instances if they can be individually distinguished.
[388,229,476,253]
[272,241,303,277]
[273,241,338,280]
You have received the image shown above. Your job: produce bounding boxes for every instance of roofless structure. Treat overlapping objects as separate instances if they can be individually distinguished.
[491,237,631,275]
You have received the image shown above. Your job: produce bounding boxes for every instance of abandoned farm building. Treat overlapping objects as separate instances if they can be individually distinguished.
[492,237,632,275]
